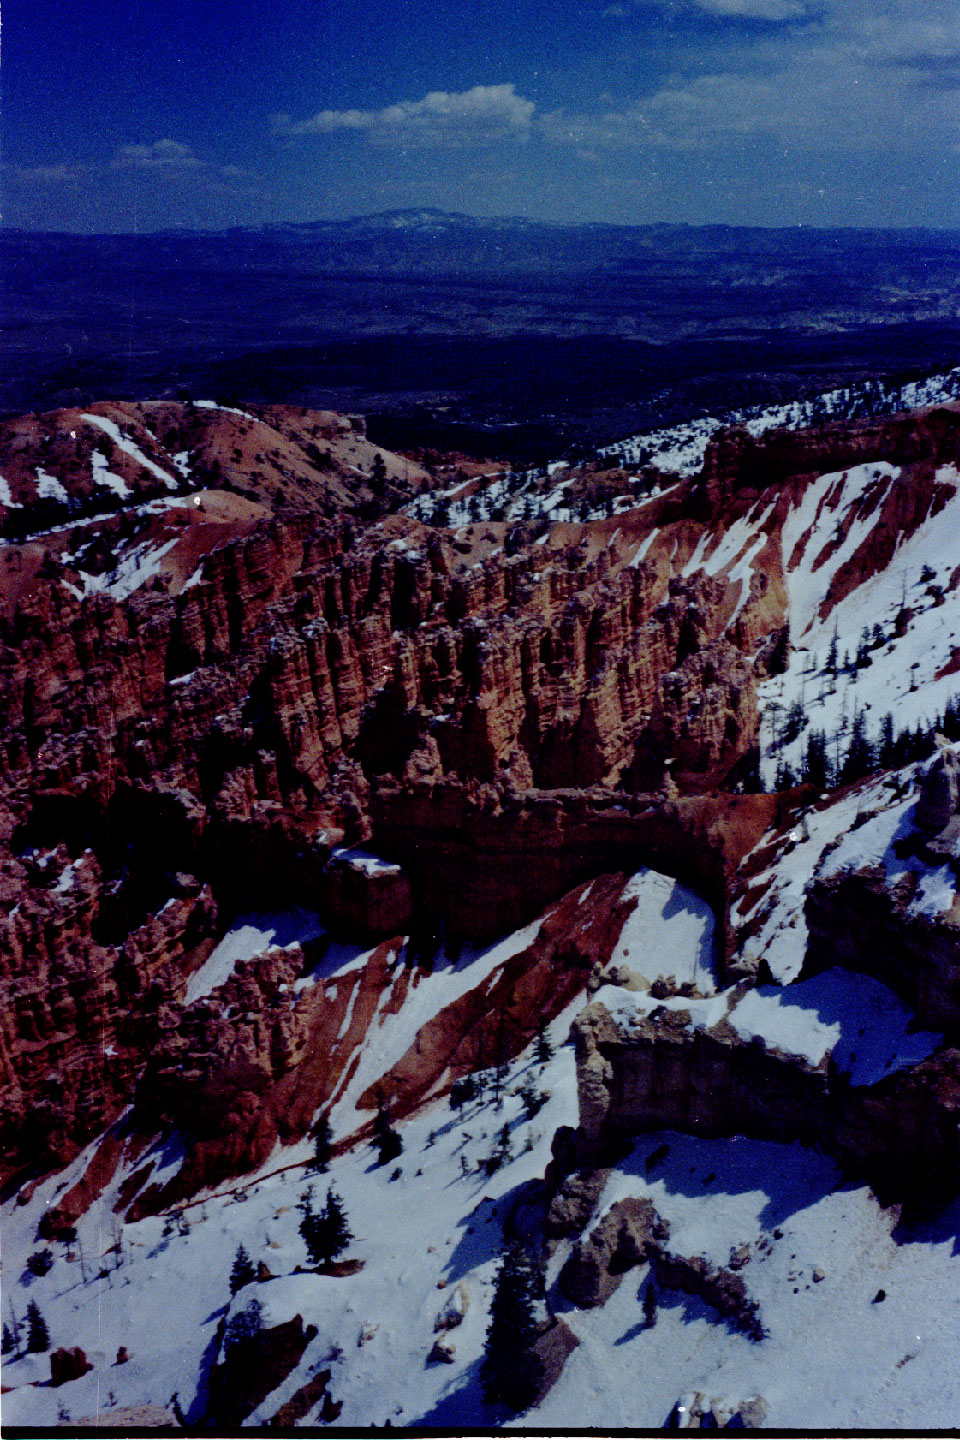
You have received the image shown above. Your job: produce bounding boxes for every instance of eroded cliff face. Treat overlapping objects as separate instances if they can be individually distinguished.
[563,996,960,1201]
[4,398,960,1209]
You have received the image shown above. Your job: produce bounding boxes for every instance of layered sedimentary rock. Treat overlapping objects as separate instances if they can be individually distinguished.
[563,994,960,1201]
[4,398,960,1206]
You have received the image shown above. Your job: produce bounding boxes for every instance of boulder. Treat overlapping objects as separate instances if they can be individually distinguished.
[50,1346,93,1386]
[915,743,960,834]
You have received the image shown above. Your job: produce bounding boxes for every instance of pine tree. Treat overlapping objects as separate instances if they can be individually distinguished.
[229,1243,256,1296]
[643,1278,658,1328]
[534,1022,554,1065]
[774,757,797,791]
[223,1297,263,1364]
[782,699,806,744]
[801,728,832,790]
[370,453,387,496]
[25,1299,49,1354]
[373,1093,403,1166]
[481,1241,543,1411]
[311,1114,333,1173]
[841,707,874,783]
[300,1187,353,1267]
[2,1322,16,1356]
[879,712,897,770]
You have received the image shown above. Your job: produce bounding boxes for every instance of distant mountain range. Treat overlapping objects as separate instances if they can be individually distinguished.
[3,212,959,455]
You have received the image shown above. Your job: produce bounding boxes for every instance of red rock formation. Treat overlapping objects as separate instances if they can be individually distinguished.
[4,396,960,1209]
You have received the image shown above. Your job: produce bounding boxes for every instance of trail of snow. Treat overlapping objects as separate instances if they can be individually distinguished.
[195,400,259,421]
[184,909,329,1004]
[90,450,130,498]
[81,413,179,490]
[36,467,68,503]
[0,473,23,508]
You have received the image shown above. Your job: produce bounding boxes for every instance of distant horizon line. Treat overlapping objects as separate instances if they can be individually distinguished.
[4,207,960,240]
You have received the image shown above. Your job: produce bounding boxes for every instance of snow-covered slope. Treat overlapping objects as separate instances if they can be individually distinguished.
[4,840,960,1431]
[601,366,960,475]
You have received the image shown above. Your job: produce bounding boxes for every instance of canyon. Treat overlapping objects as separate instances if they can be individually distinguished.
[4,386,960,1429]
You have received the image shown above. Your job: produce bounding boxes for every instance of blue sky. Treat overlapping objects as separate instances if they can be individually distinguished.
[4,0,960,231]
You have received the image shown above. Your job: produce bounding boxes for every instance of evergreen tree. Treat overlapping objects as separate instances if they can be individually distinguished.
[229,1243,256,1296]
[370,453,388,496]
[223,1297,263,1364]
[373,1093,403,1166]
[879,712,897,770]
[855,627,873,669]
[25,1299,49,1354]
[519,1077,548,1121]
[801,727,832,790]
[449,1075,477,1113]
[300,1187,353,1267]
[534,1022,554,1065]
[825,625,839,678]
[481,1241,543,1410]
[643,1278,658,1328]
[311,1114,333,1173]
[782,699,806,744]
[841,707,874,783]
[774,757,797,791]
[2,1322,16,1356]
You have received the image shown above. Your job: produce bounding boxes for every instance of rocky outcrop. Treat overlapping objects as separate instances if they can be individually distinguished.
[557,1194,762,1338]
[559,1196,666,1307]
[267,1369,342,1428]
[208,1312,315,1430]
[804,867,960,1030]
[5,394,960,1208]
[71,1403,178,1429]
[50,1346,93,1386]
[565,996,960,1202]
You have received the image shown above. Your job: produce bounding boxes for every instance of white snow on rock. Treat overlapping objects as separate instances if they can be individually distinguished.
[184,907,328,1004]
[780,461,899,643]
[727,969,941,1083]
[329,846,403,876]
[36,467,68,503]
[729,764,960,983]
[0,472,23,508]
[76,537,180,602]
[759,463,960,788]
[180,563,206,590]
[195,399,258,421]
[90,449,130,498]
[81,413,179,490]
[600,365,960,477]
[609,869,718,992]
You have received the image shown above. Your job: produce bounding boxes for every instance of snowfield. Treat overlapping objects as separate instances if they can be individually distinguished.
[4,847,960,1430]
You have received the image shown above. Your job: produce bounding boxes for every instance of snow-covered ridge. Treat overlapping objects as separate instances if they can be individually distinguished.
[600,366,960,476]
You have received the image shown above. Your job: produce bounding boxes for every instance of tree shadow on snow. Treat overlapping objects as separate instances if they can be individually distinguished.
[185,1319,224,1426]
[443,1192,507,1283]
[413,1355,498,1429]
[614,1282,747,1345]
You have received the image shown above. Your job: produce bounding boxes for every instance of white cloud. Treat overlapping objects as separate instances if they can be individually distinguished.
[611,0,812,19]
[275,84,535,148]
[8,163,87,184]
[695,0,807,17]
[112,140,203,171]
[554,0,960,156]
